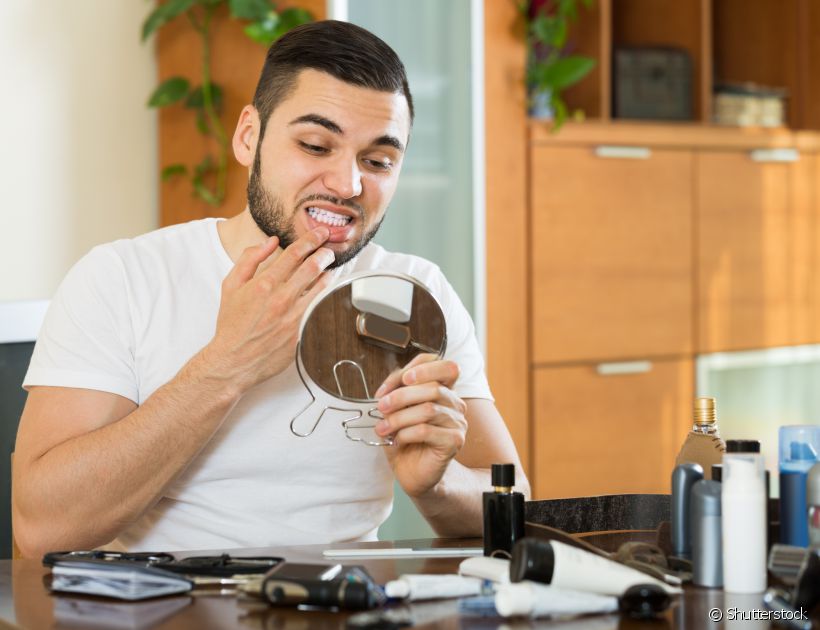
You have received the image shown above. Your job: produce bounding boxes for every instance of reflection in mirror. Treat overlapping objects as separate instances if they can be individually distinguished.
[290,272,447,446]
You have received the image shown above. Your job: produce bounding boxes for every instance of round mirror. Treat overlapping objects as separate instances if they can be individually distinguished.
[290,271,447,445]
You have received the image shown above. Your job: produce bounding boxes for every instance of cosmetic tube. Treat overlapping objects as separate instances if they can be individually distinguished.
[722,453,767,593]
[671,462,704,559]
[495,581,618,618]
[779,425,820,546]
[691,479,722,588]
[384,574,486,601]
[510,539,680,596]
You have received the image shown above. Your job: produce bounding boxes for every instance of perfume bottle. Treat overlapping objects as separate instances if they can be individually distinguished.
[482,463,525,557]
[675,397,726,480]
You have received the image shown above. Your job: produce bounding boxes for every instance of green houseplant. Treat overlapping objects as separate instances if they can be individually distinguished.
[142,0,312,206]
[523,0,596,129]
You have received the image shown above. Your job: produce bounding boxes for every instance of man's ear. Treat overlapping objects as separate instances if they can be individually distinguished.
[232,105,260,167]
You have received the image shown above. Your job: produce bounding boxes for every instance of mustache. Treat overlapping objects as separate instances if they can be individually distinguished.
[298,194,365,218]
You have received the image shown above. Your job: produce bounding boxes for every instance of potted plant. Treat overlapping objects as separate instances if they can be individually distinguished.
[523,0,596,129]
[142,0,312,206]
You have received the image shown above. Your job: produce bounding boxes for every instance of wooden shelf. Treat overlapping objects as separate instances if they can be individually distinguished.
[562,0,820,130]
[529,119,820,151]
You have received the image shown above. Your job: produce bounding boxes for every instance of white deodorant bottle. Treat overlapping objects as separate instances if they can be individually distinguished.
[721,453,767,593]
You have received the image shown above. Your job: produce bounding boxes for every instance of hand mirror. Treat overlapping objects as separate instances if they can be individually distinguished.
[290,271,447,446]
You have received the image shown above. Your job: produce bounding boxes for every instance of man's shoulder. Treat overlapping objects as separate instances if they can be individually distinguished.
[72,218,222,288]
[109,218,217,256]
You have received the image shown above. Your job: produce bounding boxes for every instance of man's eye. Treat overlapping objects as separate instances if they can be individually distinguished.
[364,158,392,171]
[299,141,328,154]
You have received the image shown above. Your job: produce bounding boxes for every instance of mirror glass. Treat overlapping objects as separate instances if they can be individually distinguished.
[291,272,447,445]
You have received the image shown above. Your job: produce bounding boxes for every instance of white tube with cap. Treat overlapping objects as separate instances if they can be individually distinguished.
[495,581,618,618]
[384,574,485,601]
[547,541,681,596]
[722,453,767,593]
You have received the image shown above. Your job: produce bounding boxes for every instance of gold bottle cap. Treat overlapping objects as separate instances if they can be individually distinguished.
[694,397,716,427]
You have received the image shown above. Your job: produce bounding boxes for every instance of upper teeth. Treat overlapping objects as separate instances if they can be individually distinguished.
[307,207,352,227]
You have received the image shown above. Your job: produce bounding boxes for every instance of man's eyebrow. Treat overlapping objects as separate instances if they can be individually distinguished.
[374,135,405,153]
[289,114,405,153]
[289,114,342,134]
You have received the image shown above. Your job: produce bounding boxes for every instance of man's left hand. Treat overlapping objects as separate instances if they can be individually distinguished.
[374,354,467,497]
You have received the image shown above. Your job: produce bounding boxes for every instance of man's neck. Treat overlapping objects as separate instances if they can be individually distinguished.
[217,208,269,263]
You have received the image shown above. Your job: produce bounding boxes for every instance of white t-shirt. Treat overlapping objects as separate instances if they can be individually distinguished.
[24,218,492,551]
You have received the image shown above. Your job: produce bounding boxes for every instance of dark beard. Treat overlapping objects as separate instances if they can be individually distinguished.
[247,148,384,269]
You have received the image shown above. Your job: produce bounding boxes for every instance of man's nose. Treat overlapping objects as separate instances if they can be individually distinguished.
[322,157,363,199]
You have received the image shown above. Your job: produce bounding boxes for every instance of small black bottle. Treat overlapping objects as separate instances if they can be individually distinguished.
[482,463,525,557]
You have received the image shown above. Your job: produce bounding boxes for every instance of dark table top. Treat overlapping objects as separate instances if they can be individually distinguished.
[0,536,792,629]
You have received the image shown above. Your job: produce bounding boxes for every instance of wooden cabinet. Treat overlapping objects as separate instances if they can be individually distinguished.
[531,145,693,364]
[485,2,820,498]
[697,149,816,352]
[521,123,820,497]
[532,358,693,499]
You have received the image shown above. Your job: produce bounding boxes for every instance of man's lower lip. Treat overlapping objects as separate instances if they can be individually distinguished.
[304,210,356,242]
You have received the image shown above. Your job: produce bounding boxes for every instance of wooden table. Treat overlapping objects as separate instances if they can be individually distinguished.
[0,537,800,629]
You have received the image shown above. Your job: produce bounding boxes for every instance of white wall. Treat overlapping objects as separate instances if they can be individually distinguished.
[0,1,158,301]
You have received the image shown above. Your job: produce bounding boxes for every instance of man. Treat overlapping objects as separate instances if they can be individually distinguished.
[12,20,529,556]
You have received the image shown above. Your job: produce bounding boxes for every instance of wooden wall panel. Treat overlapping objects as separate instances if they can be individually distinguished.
[156,0,325,226]
[531,146,693,364]
[533,359,693,499]
[697,150,813,352]
[484,0,531,472]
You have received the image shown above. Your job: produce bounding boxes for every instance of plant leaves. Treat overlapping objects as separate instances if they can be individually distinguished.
[141,0,197,41]
[147,77,191,107]
[277,7,312,33]
[247,7,311,45]
[185,83,224,111]
[531,14,566,49]
[534,55,595,92]
[192,156,220,205]
[161,164,188,181]
[551,93,569,131]
[557,0,579,21]
[228,0,273,21]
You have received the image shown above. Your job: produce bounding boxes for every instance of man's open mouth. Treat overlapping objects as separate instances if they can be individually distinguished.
[306,206,354,227]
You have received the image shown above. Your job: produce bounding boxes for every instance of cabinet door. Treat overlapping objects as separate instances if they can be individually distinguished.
[697,150,815,352]
[532,358,693,499]
[531,146,693,364]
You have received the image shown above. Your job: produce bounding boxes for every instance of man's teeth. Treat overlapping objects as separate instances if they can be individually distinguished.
[307,207,352,227]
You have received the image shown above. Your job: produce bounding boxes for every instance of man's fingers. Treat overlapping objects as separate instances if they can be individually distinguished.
[391,422,466,454]
[377,399,467,437]
[283,247,335,300]
[223,236,279,291]
[263,226,331,281]
[295,271,333,310]
[377,382,465,417]
[374,353,439,398]
[401,359,460,389]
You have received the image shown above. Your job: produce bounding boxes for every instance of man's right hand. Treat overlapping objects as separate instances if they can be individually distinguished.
[200,226,335,393]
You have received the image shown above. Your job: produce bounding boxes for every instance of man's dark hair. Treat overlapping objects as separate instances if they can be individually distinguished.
[252,20,414,139]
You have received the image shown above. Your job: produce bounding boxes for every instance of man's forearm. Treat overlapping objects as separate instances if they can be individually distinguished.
[410,462,531,538]
[14,347,241,555]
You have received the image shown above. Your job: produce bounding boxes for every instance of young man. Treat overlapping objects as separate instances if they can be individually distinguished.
[13,20,528,556]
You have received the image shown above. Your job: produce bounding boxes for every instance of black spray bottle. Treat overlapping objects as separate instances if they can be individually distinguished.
[482,463,525,557]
